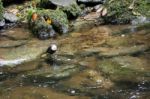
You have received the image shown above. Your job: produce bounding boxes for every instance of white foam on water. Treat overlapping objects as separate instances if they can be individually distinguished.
[0,58,26,67]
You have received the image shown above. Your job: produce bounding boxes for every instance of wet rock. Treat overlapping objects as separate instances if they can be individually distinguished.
[98,56,150,83]
[97,45,150,58]
[29,9,69,39]
[24,63,80,82]
[131,16,150,25]
[0,39,28,48]
[57,23,150,58]
[0,39,50,67]
[71,18,100,32]
[56,69,113,96]
[37,25,56,40]
[57,26,110,56]
[0,25,31,40]
[3,12,18,23]
[0,19,5,28]
[0,60,41,74]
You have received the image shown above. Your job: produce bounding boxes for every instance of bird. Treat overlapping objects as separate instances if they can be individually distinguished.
[47,44,57,54]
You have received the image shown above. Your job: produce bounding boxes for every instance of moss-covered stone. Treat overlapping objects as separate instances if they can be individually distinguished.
[28,9,69,39]
[103,0,134,24]
[60,3,82,18]
[103,0,150,24]
[0,0,4,20]
[38,0,81,18]
[134,0,150,17]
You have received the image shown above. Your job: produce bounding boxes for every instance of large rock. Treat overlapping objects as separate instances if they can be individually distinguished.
[0,39,50,67]
[0,25,31,40]
[39,0,81,18]
[3,12,18,23]
[98,56,150,83]
[40,0,76,7]
[103,0,150,24]
[28,9,69,39]
[24,62,81,82]
[56,69,113,95]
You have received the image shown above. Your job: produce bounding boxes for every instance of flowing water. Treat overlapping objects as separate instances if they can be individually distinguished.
[0,24,150,99]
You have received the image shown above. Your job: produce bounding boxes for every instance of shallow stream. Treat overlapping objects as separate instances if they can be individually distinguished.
[0,24,150,99]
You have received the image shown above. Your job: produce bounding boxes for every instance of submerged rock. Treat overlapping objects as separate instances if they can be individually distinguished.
[37,25,56,40]
[0,26,31,40]
[0,39,50,67]
[0,39,28,48]
[24,63,80,82]
[98,56,150,83]
[71,19,97,32]
[131,16,150,25]
[0,86,90,99]
[57,69,113,93]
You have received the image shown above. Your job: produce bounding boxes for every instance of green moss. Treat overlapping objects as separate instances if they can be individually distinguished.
[60,3,82,18]
[104,0,150,24]
[38,9,69,32]
[0,0,4,20]
[28,9,69,35]
[104,0,134,24]
[134,0,150,17]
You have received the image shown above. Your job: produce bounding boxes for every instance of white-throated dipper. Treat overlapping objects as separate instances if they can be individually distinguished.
[47,44,57,54]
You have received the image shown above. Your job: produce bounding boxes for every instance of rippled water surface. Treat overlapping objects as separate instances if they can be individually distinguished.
[0,24,150,99]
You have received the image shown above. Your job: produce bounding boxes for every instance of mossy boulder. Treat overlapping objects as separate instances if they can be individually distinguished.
[103,0,150,24]
[60,3,82,19]
[38,0,81,18]
[0,0,3,20]
[28,9,69,39]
